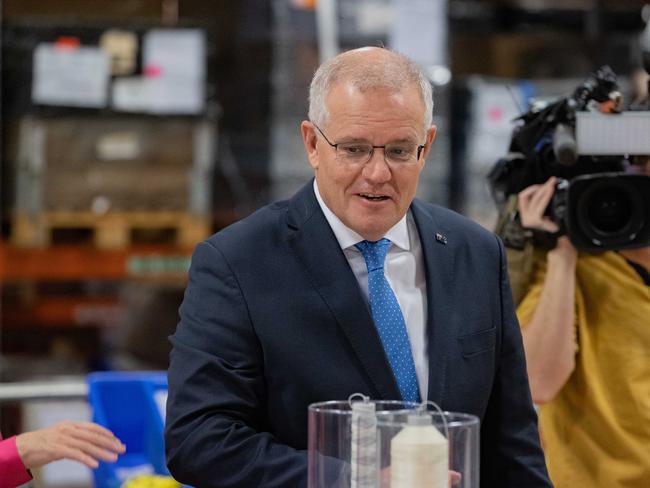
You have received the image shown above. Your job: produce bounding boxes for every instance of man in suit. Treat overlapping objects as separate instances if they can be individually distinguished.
[165,47,552,487]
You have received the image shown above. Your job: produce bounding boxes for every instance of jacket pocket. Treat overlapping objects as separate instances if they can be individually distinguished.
[458,328,496,358]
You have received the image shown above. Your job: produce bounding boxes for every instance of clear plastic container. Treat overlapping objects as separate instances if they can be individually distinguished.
[308,398,479,488]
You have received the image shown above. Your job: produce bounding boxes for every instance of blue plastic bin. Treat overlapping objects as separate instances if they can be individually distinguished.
[87,371,169,488]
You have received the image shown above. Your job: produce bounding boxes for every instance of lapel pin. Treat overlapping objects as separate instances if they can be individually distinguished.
[435,232,447,245]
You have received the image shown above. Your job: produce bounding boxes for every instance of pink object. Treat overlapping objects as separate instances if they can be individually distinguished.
[0,433,32,488]
[144,64,163,78]
[488,106,504,122]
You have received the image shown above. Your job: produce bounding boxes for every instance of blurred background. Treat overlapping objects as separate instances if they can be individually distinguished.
[0,0,648,486]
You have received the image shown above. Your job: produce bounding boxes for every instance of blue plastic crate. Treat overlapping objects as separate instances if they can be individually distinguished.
[87,371,169,488]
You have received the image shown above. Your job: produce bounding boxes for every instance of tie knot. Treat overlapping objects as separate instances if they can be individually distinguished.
[355,238,391,271]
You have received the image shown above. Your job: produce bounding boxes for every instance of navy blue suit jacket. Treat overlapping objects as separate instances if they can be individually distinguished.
[165,181,552,487]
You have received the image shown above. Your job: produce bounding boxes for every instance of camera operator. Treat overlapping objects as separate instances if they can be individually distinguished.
[515,160,650,487]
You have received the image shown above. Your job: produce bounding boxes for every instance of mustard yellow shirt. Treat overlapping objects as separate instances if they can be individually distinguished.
[517,250,650,488]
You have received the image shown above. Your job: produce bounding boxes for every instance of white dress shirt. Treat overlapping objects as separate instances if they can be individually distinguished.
[313,180,429,399]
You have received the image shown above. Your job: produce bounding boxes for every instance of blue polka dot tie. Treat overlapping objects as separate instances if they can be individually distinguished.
[356,238,420,402]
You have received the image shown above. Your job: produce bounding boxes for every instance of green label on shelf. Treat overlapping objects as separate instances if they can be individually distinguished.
[127,255,191,275]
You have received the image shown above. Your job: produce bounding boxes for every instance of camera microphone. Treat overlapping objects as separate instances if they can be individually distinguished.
[553,123,578,166]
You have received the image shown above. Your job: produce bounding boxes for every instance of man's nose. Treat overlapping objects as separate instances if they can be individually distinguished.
[362,149,391,182]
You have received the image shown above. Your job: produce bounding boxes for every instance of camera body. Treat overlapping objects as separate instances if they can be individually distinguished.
[490,66,650,251]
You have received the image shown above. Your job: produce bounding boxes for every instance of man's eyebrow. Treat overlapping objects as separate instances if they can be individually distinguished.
[338,136,418,144]
[389,137,418,144]
[336,136,372,143]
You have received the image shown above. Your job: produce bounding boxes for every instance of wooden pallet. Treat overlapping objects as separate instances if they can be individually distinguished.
[12,211,211,249]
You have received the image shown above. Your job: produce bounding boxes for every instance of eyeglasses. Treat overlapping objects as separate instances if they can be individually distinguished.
[313,124,426,166]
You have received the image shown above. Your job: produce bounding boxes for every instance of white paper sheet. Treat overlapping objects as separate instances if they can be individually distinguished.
[140,28,206,114]
[389,0,447,67]
[32,43,110,108]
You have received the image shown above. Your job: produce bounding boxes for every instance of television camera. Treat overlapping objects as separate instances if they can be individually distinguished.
[489,64,650,252]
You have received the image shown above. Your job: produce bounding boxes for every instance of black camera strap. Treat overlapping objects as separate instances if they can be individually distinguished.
[624,257,650,286]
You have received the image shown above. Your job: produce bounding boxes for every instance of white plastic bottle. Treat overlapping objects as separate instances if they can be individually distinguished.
[390,414,448,488]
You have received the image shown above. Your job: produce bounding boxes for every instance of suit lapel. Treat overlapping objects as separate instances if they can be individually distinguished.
[286,182,401,400]
[411,200,456,406]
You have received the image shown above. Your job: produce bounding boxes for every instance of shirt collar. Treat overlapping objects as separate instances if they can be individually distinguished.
[313,179,411,251]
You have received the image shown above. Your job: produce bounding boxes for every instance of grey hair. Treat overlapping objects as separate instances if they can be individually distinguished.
[308,48,433,131]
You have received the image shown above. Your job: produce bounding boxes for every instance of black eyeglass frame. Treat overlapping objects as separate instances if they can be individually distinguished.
[312,123,426,163]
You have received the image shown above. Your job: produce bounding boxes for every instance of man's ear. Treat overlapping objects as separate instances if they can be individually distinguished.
[301,121,320,170]
[420,125,437,162]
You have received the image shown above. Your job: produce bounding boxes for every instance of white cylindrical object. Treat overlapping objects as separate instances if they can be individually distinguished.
[351,400,378,488]
[390,417,448,488]
[315,0,338,63]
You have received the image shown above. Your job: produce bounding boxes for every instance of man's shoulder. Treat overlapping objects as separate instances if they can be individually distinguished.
[413,199,498,244]
[204,199,291,252]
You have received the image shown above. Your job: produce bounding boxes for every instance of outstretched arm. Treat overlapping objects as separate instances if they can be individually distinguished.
[517,178,578,403]
[16,421,125,469]
[165,241,310,488]
[1,422,124,488]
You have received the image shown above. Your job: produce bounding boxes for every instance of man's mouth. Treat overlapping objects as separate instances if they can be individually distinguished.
[358,193,390,202]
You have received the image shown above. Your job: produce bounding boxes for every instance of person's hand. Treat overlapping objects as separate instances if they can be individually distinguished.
[519,177,578,260]
[449,470,462,485]
[15,420,126,470]
[517,177,560,233]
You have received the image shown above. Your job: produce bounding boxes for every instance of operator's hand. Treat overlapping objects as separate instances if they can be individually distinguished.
[15,420,126,470]
[449,470,462,485]
[517,177,560,233]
